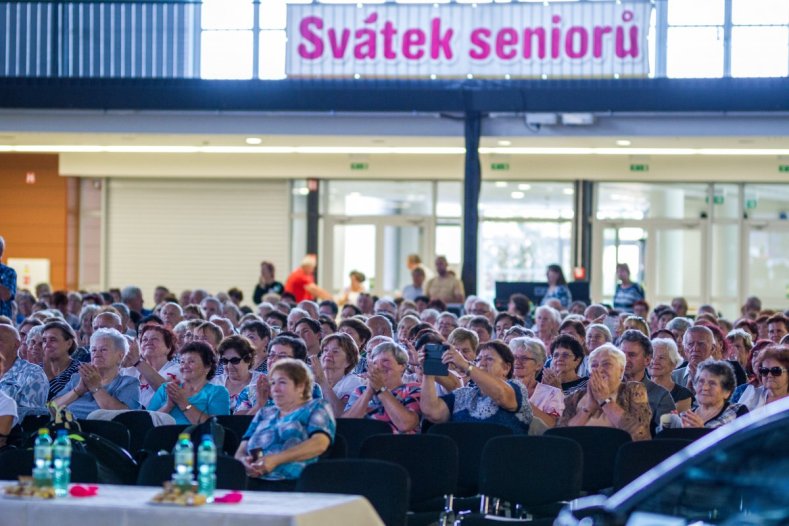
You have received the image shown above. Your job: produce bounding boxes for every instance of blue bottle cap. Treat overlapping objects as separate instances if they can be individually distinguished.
[57,430,68,437]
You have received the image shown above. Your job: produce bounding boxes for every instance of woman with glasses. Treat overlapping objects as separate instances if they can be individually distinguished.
[548,334,589,395]
[510,337,564,429]
[52,328,140,419]
[681,360,748,430]
[737,345,789,412]
[122,323,181,408]
[420,340,533,434]
[213,335,260,415]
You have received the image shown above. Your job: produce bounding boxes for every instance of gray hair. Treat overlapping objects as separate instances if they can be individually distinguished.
[726,328,753,350]
[589,343,626,372]
[420,309,440,325]
[287,308,310,323]
[510,336,548,365]
[666,316,693,333]
[173,320,191,335]
[683,325,714,345]
[120,286,142,303]
[587,323,612,341]
[163,302,184,315]
[651,337,682,368]
[695,359,736,394]
[79,304,101,325]
[535,305,561,325]
[369,341,409,366]
[26,325,45,344]
[90,328,129,355]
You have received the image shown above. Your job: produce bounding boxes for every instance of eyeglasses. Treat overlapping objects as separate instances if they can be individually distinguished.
[219,357,244,366]
[758,366,787,378]
[513,356,536,364]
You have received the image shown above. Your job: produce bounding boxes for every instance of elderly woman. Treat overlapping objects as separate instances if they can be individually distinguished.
[343,342,421,434]
[310,333,362,415]
[239,320,272,373]
[547,334,588,395]
[24,325,45,366]
[52,328,140,419]
[510,337,564,429]
[737,345,789,412]
[533,306,560,349]
[122,324,181,408]
[147,341,230,425]
[339,318,372,374]
[681,360,748,429]
[42,320,82,400]
[502,325,535,344]
[236,359,334,492]
[557,344,652,441]
[648,338,692,413]
[396,314,420,345]
[420,340,532,434]
[213,335,261,415]
[726,329,753,375]
[17,319,43,363]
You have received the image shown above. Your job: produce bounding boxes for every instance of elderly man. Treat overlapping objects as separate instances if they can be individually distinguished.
[160,302,184,329]
[469,298,496,324]
[122,286,151,317]
[367,315,394,339]
[671,325,715,392]
[619,329,675,433]
[666,317,693,362]
[402,267,426,302]
[0,237,16,319]
[0,325,48,418]
[766,314,789,343]
[93,311,124,333]
[284,255,331,302]
[424,256,465,305]
[200,297,223,320]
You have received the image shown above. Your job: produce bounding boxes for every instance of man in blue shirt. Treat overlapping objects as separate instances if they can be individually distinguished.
[0,237,17,319]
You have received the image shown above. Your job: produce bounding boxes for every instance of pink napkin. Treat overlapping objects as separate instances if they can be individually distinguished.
[214,491,243,504]
[69,485,99,497]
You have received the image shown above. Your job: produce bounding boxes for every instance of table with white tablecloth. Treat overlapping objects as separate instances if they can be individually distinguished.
[0,483,384,526]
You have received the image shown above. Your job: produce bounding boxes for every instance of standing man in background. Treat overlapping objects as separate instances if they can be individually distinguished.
[613,263,645,314]
[0,237,16,319]
[425,255,465,305]
[284,255,332,303]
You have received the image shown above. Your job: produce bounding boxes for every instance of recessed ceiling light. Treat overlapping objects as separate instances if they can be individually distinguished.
[616,140,632,146]
[495,181,508,188]
[518,183,531,190]
[497,140,512,146]
[511,191,525,199]
[245,137,262,145]
[563,188,575,195]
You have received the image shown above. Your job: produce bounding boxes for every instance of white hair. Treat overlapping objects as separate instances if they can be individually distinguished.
[90,328,129,355]
[535,305,561,325]
[509,336,548,365]
[651,337,682,368]
[587,323,613,341]
[589,343,626,372]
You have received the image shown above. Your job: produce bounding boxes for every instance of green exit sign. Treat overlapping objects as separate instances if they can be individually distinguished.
[350,162,369,171]
[491,162,510,171]
[629,164,649,172]
[779,165,789,173]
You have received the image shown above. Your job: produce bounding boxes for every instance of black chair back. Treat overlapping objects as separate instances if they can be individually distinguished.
[0,448,99,483]
[297,459,409,526]
[136,454,175,487]
[480,436,582,508]
[78,419,131,451]
[613,439,691,491]
[545,426,632,493]
[20,414,51,433]
[428,422,513,496]
[142,424,189,455]
[215,414,254,442]
[112,411,155,453]
[335,418,392,457]
[137,453,247,490]
[655,427,713,441]
[320,432,348,460]
[359,434,458,511]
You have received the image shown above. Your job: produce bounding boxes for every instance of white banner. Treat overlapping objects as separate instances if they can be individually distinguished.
[286,3,652,79]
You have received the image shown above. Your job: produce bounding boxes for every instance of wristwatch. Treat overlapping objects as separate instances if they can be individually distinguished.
[376,386,388,395]
[598,397,612,408]
[466,364,474,376]
[183,404,193,411]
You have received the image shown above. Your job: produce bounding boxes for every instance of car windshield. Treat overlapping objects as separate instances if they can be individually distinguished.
[630,421,789,525]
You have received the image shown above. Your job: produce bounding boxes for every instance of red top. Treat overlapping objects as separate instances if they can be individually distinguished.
[284,267,315,302]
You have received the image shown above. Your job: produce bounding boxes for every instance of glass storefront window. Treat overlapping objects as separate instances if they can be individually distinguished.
[480,181,574,220]
[437,181,463,218]
[748,229,789,309]
[478,220,572,300]
[597,183,709,220]
[327,181,434,216]
[744,184,789,220]
[713,184,740,220]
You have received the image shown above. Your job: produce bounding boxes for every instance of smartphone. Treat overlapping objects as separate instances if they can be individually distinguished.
[423,343,449,377]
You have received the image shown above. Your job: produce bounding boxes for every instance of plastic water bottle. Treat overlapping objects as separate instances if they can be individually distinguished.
[53,430,72,497]
[197,434,217,502]
[33,428,53,487]
[173,433,194,487]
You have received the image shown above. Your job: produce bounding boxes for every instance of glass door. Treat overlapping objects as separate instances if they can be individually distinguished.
[325,217,429,299]
[594,222,647,305]
[747,223,789,311]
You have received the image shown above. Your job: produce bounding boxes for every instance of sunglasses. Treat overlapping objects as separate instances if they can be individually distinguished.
[758,366,787,377]
[219,357,244,366]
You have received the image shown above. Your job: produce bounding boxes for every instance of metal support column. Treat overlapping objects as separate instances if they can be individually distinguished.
[461,112,482,297]
[307,178,320,263]
[579,180,594,281]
